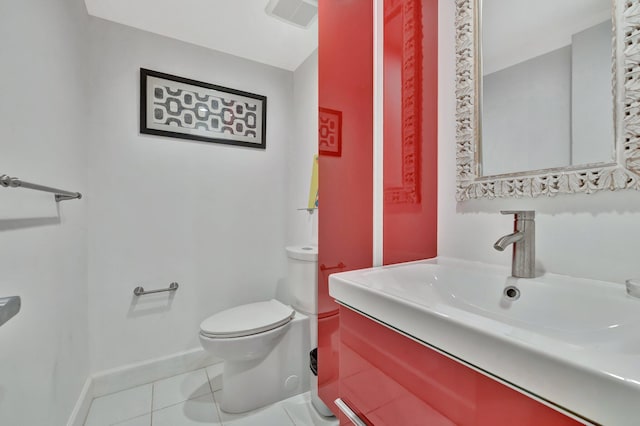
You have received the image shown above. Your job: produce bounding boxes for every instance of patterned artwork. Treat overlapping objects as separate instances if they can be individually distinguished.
[319,108,342,156]
[140,69,267,149]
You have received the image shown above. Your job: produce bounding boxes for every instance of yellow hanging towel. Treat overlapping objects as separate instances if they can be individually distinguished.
[308,154,319,209]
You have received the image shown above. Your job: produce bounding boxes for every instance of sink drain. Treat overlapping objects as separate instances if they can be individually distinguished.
[503,285,520,301]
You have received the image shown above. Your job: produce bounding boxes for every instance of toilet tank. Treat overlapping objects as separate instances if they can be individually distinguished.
[286,245,318,315]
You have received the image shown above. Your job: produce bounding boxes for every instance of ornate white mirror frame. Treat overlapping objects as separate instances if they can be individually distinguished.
[455,0,640,201]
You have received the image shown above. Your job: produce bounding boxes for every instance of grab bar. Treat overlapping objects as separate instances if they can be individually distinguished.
[133,282,179,296]
[0,296,21,328]
[320,262,346,271]
[0,174,82,202]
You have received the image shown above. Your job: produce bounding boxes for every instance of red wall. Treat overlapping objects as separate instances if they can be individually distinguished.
[318,0,374,415]
[383,0,438,265]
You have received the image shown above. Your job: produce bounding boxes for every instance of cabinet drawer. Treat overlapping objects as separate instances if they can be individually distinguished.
[338,306,583,426]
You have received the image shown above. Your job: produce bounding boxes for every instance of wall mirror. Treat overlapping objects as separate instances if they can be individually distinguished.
[455,0,640,200]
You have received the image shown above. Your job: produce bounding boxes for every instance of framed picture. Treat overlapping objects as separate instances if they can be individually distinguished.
[140,68,267,149]
[319,107,342,157]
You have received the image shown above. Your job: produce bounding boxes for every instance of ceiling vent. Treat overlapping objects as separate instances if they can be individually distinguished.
[265,0,318,29]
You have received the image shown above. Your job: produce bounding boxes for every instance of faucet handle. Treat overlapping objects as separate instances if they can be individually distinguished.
[500,210,535,220]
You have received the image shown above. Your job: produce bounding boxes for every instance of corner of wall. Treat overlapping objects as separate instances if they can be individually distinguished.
[66,378,94,426]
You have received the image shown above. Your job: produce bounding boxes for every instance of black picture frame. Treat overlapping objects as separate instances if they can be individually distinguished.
[140,68,267,149]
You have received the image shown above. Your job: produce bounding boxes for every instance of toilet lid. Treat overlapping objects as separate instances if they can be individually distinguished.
[200,299,295,338]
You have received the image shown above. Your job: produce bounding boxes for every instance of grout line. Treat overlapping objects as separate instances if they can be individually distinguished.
[205,366,215,395]
[149,368,214,414]
[282,405,297,426]
[109,413,151,426]
[149,382,156,413]
[93,382,153,401]
[86,386,155,426]
[211,390,224,425]
[93,358,220,402]
[205,367,225,424]
[150,383,154,425]
[151,393,213,414]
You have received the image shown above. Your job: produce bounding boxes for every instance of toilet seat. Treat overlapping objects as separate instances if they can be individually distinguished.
[200,299,295,338]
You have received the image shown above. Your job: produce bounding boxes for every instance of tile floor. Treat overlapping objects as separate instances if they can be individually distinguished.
[84,363,338,426]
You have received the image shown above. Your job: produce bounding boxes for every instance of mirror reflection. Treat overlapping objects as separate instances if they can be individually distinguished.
[480,0,614,176]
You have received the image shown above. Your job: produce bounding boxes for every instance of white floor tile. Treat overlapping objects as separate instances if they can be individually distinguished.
[153,369,212,410]
[112,414,151,426]
[84,367,327,426]
[152,394,221,426]
[205,363,224,392]
[84,384,152,426]
[214,391,295,426]
[281,394,338,426]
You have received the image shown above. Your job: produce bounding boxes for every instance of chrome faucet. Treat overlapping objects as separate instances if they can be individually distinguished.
[494,211,535,278]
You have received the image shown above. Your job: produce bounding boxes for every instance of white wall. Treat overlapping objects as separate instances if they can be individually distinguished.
[439,0,640,285]
[0,0,90,424]
[571,21,615,165]
[483,19,614,175]
[482,46,572,175]
[287,51,319,246]
[482,0,611,75]
[86,17,293,372]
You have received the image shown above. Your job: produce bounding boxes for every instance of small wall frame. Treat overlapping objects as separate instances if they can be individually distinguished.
[319,107,342,157]
[140,68,267,149]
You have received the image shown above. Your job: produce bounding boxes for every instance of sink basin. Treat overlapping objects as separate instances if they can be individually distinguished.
[329,257,640,425]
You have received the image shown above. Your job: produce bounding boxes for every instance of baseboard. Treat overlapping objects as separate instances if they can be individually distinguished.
[66,377,94,426]
[66,347,221,425]
[91,347,221,397]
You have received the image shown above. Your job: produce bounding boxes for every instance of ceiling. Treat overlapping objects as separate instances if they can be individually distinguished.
[84,0,318,71]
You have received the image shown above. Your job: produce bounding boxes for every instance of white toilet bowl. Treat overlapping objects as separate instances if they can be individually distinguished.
[199,299,310,413]
[198,245,323,414]
[200,323,291,362]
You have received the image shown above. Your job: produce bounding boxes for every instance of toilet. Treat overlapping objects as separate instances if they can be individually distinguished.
[199,245,318,414]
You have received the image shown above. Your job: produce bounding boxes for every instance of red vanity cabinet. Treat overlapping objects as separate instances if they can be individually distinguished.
[336,306,584,426]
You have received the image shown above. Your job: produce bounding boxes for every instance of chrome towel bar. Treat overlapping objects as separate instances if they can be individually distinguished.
[0,296,21,328]
[133,282,179,296]
[0,174,82,202]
